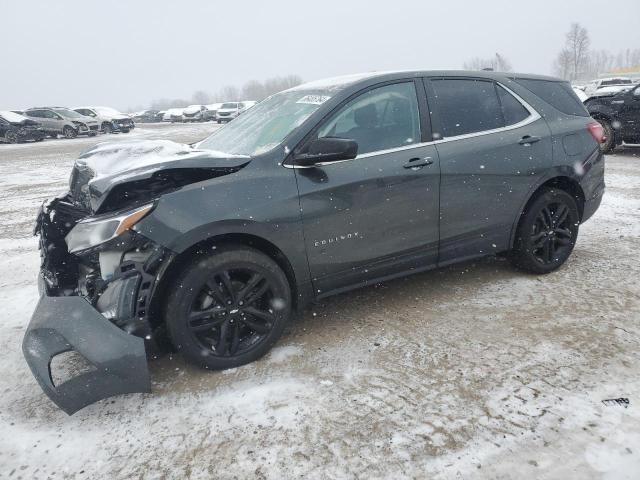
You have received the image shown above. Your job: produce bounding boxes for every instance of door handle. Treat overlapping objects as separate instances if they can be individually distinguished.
[403,157,433,169]
[518,135,541,145]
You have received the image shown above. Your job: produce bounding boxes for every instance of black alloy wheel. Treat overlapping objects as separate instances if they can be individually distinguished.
[166,246,291,369]
[529,203,574,265]
[512,188,580,274]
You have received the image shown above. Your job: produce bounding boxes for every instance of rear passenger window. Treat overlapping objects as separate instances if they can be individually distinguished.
[497,85,530,125]
[514,78,589,117]
[431,79,503,137]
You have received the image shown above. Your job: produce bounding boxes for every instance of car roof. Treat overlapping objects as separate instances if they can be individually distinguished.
[27,106,69,110]
[289,70,563,93]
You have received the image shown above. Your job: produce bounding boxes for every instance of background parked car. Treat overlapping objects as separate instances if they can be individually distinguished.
[215,101,256,123]
[585,83,640,153]
[182,105,207,122]
[203,103,222,121]
[73,106,135,133]
[573,86,588,102]
[132,110,164,123]
[0,111,46,144]
[163,108,185,123]
[23,107,99,139]
[584,77,635,98]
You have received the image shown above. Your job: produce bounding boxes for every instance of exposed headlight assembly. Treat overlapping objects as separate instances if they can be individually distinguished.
[65,204,154,253]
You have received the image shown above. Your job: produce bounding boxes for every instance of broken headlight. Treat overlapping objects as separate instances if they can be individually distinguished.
[65,204,154,253]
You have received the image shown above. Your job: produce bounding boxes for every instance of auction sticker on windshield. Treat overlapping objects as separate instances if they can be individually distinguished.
[296,94,331,105]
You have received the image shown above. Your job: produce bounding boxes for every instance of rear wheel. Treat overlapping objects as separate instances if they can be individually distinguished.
[165,246,292,370]
[597,119,616,154]
[511,188,580,274]
[5,132,18,144]
[63,126,77,139]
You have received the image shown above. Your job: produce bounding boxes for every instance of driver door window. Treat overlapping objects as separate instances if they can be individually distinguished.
[316,82,421,155]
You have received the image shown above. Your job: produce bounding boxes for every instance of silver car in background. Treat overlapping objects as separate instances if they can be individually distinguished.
[23,107,99,139]
[73,106,135,133]
[215,101,257,123]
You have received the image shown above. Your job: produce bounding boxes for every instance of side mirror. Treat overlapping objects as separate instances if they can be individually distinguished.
[294,137,358,167]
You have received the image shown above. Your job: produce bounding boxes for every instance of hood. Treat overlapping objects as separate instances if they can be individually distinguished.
[69,140,251,213]
[183,106,203,114]
[0,110,37,125]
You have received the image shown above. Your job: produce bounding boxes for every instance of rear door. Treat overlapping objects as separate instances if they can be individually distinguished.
[28,110,52,131]
[425,77,552,264]
[295,80,440,295]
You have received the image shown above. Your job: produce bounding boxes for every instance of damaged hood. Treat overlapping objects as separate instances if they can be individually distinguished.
[70,140,251,213]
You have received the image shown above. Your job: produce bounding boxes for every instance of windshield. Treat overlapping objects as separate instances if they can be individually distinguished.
[198,91,330,156]
[601,79,632,86]
[53,108,85,119]
[220,103,238,109]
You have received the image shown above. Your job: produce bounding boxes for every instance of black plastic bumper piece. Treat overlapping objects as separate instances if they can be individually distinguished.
[22,278,151,415]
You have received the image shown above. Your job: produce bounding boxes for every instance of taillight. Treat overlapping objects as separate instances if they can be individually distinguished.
[587,121,605,144]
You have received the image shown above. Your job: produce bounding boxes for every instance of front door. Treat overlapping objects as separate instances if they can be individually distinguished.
[294,80,440,295]
[619,85,640,140]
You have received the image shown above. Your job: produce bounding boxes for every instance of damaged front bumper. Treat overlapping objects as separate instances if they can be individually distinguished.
[23,277,151,415]
[23,197,172,414]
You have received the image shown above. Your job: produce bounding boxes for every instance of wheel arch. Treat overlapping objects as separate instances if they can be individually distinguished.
[147,232,301,330]
[509,175,585,249]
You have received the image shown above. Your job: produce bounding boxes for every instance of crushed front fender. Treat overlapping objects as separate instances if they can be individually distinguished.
[22,278,151,415]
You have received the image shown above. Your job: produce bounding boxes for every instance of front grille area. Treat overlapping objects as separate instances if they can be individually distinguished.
[89,125,99,131]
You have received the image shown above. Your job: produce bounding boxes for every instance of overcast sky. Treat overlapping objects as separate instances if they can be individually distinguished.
[2,0,639,111]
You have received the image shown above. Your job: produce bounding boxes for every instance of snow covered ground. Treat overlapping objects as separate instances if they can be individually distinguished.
[0,126,639,479]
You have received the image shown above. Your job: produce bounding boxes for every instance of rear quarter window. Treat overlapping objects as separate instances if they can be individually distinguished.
[515,78,589,117]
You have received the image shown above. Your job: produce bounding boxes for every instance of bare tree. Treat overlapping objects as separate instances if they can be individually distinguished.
[463,53,513,72]
[192,90,212,105]
[566,23,590,80]
[553,49,573,80]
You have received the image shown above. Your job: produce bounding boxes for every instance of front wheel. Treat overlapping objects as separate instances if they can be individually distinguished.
[597,119,616,154]
[102,123,113,134]
[5,132,19,144]
[511,188,580,274]
[63,126,77,139]
[165,246,292,370]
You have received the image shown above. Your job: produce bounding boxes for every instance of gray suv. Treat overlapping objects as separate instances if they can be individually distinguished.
[23,107,99,139]
[25,71,605,413]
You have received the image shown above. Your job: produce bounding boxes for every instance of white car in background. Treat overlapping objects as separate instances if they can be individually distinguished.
[182,105,207,122]
[572,87,588,103]
[215,101,257,123]
[584,77,634,98]
[73,106,135,133]
[162,108,185,123]
[203,103,222,121]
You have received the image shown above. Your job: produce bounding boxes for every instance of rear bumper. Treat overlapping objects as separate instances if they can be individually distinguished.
[22,276,151,415]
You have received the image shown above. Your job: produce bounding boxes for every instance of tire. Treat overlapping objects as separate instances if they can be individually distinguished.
[597,119,616,154]
[49,132,57,139]
[63,126,77,139]
[511,188,580,274]
[217,120,221,124]
[5,132,18,144]
[165,246,292,370]
[102,123,113,134]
